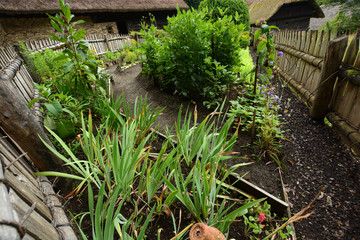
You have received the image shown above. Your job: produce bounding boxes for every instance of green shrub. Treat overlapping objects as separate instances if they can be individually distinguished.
[199,0,250,30]
[141,8,248,107]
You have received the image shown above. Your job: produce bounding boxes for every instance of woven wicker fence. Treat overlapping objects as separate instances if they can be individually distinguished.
[0,42,77,239]
[23,33,132,55]
[271,29,360,154]
[0,127,77,239]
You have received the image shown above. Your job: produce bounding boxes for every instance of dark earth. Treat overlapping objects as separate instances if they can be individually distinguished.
[57,59,360,239]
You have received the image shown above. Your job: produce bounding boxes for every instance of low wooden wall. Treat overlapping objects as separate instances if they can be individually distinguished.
[0,127,77,239]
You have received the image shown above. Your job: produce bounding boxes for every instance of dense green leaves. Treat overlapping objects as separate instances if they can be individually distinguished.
[141,7,248,107]
[199,0,250,30]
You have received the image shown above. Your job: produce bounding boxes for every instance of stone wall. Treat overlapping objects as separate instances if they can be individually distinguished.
[0,15,118,46]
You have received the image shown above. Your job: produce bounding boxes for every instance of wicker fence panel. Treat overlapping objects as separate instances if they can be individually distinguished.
[0,127,77,239]
[270,28,360,153]
[273,30,332,104]
[0,44,77,239]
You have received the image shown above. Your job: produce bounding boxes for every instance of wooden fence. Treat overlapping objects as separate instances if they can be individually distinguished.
[23,33,132,55]
[0,32,135,239]
[327,31,360,154]
[0,127,76,239]
[272,29,360,154]
[0,45,42,124]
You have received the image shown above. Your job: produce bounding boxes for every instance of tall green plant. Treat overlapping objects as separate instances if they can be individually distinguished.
[47,0,105,98]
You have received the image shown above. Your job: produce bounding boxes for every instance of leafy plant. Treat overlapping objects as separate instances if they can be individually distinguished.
[28,82,84,138]
[47,0,108,99]
[141,7,248,106]
[199,0,250,30]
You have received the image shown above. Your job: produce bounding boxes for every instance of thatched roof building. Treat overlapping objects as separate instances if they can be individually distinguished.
[245,0,324,30]
[0,0,189,44]
[0,0,189,13]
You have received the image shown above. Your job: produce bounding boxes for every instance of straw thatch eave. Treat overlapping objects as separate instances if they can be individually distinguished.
[245,0,324,25]
[0,0,189,14]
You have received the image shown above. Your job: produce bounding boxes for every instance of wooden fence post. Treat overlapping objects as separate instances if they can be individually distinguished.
[0,58,63,171]
[310,36,348,119]
[104,34,111,52]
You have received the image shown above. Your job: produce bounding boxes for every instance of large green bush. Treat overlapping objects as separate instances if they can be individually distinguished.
[141,8,248,107]
[199,0,250,30]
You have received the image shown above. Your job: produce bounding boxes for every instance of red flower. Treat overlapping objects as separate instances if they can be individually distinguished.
[257,212,266,223]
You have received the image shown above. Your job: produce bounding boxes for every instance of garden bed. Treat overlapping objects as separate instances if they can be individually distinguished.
[94,63,359,239]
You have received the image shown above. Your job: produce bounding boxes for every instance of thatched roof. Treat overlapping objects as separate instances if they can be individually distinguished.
[0,0,189,14]
[244,0,324,24]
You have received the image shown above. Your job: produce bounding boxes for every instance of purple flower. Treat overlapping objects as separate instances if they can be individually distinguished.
[269,104,273,109]
[261,91,265,95]
[274,95,279,101]
[270,75,274,79]
[259,87,262,91]
[278,51,284,56]
[268,92,271,96]
[270,61,274,65]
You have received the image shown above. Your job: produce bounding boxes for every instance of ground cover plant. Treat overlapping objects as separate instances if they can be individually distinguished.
[102,39,144,67]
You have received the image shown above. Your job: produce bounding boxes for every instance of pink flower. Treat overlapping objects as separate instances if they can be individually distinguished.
[257,212,266,223]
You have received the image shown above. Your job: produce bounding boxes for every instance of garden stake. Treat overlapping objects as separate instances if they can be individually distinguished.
[251,55,260,140]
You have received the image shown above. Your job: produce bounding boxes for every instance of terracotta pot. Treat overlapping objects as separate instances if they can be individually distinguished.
[189,223,226,240]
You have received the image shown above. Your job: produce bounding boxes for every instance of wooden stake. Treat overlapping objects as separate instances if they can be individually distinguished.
[310,36,348,119]
[0,58,63,170]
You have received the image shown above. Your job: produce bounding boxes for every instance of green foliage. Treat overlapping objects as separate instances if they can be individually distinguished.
[320,10,360,32]
[141,7,248,107]
[317,0,360,31]
[38,95,263,238]
[199,0,250,30]
[22,0,110,139]
[47,0,107,99]
[229,21,285,167]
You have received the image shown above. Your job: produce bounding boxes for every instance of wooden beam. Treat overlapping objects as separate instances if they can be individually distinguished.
[0,57,63,170]
[274,43,323,69]
[39,176,78,240]
[310,36,348,119]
